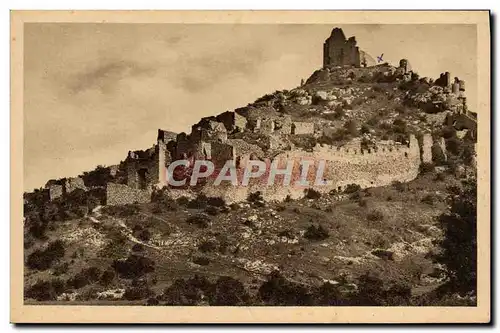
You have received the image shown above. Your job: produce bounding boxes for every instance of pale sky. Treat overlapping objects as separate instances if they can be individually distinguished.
[24,24,477,191]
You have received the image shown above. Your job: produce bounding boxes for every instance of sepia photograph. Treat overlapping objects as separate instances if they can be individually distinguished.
[11,10,490,323]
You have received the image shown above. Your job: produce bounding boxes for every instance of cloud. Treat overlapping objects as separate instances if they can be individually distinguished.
[67,60,155,94]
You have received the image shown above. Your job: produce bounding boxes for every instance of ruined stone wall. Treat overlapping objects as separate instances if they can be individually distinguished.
[65,177,87,193]
[216,111,247,132]
[274,115,292,134]
[48,185,63,200]
[292,122,315,135]
[420,133,433,163]
[106,183,151,206]
[210,141,236,168]
[259,118,275,134]
[200,135,422,204]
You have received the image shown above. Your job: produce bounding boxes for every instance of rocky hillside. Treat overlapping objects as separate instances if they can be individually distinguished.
[23,62,477,306]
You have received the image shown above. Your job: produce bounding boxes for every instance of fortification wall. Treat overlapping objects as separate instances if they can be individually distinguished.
[199,135,421,203]
[106,183,151,206]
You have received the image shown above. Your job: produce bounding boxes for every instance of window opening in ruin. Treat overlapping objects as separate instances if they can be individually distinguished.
[138,168,148,190]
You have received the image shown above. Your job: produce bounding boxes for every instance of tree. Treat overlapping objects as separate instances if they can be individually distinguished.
[434,177,477,296]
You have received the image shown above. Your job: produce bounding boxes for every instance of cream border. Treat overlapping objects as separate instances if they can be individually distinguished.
[10,10,491,324]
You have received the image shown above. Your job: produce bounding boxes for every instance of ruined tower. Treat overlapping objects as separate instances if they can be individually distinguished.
[323,28,361,68]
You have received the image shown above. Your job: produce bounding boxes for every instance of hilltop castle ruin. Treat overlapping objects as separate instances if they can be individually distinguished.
[323,28,376,68]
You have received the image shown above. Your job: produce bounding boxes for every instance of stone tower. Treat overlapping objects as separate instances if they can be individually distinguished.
[323,28,361,68]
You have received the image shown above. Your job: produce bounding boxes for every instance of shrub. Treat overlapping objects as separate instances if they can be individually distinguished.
[176,196,190,206]
[304,188,321,199]
[344,120,359,136]
[258,271,314,305]
[247,191,264,203]
[192,256,210,266]
[421,194,436,205]
[112,254,155,279]
[137,229,152,242]
[67,266,101,289]
[52,262,69,276]
[344,184,361,194]
[392,118,408,134]
[198,240,217,253]
[100,269,115,286]
[207,197,226,207]
[146,297,160,306]
[162,275,213,305]
[186,214,210,228]
[210,276,250,305]
[25,279,66,301]
[187,194,208,209]
[435,173,446,181]
[392,181,407,192]
[26,240,65,271]
[358,199,368,207]
[367,210,384,222]
[123,285,154,301]
[132,244,145,253]
[304,225,329,241]
[204,206,219,216]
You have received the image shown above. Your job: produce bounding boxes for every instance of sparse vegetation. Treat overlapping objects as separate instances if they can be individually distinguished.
[304,224,329,241]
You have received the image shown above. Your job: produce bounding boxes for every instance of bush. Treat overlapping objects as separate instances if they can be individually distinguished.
[258,271,314,305]
[186,214,210,228]
[187,194,208,209]
[112,254,155,279]
[103,204,140,218]
[162,275,213,305]
[100,269,115,286]
[367,210,384,222]
[344,184,361,194]
[25,278,66,301]
[421,194,436,205]
[198,240,217,253]
[304,224,329,241]
[247,191,264,203]
[26,240,65,271]
[132,244,145,253]
[392,118,408,134]
[420,162,435,174]
[52,262,69,276]
[435,172,446,181]
[210,276,250,305]
[123,285,154,301]
[392,181,407,192]
[207,197,226,207]
[192,256,210,266]
[344,120,359,136]
[146,297,160,306]
[204,206,219,216]
[67,266,101,289]
[176,196,190,206]
[137,229,152,242]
